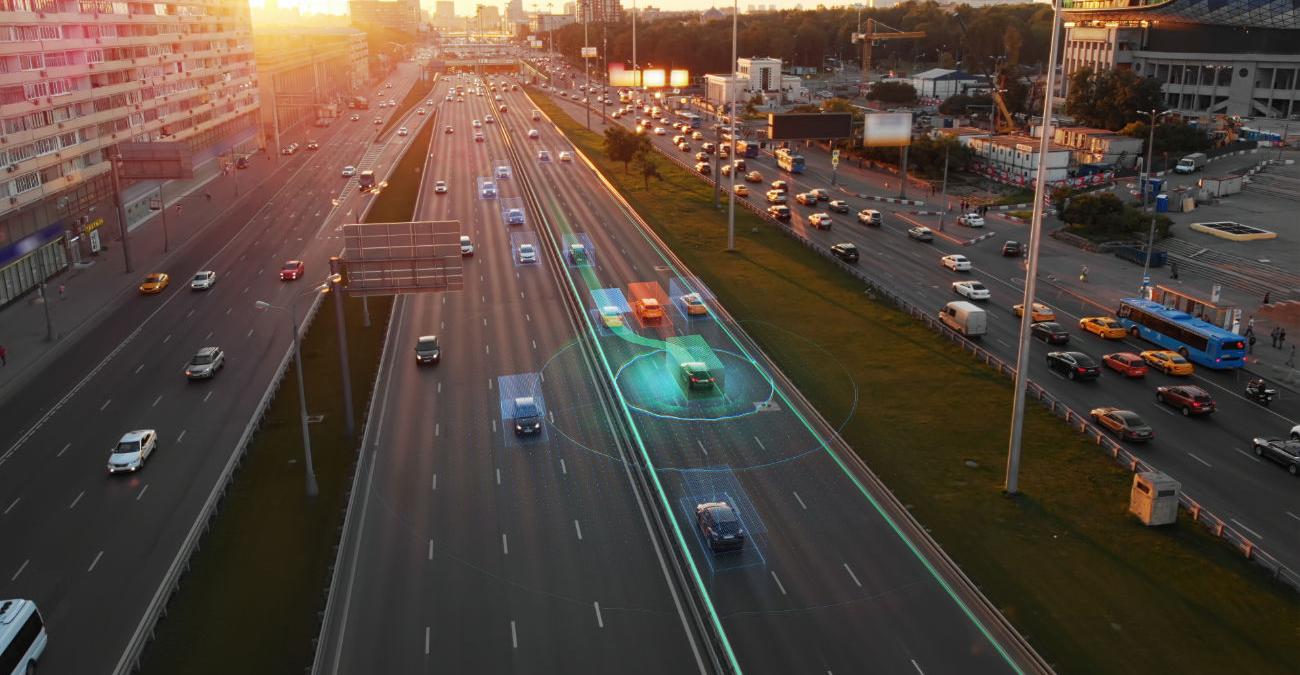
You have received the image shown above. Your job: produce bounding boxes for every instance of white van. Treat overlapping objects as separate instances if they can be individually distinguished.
[0,599,47,674]
[939,301,987,338]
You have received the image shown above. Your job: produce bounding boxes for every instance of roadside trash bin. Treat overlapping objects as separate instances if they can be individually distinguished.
[1130,471,1180,526]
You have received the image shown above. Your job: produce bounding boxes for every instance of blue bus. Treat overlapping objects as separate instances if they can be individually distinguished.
[775,148,805,174]
[1116,297,1246,369]
[680,112,703,129]
[735,140,758,158]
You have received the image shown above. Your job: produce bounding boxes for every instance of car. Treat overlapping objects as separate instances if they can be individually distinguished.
[907,226,934,241]
[767,205,791,221]
[1013,302,1056,322]
[459,235,474,256]
[635,297,664,322]
[414,335,441,364]
[1251,437,1300,475]
[426,99,433,105]
[108,429,158,474]
[745,170,763,183]
[138,272,169,294]
[528,129,540,139]
[416,108,426,115]
[341,165,357,178]
[830,242,859,263]
[1141,350,1194,376]
[678,142,691,151]
[481,181,498,198]
[681,293,707,316]
[1156,385,1215,415]
[517,243,538,263]
[474,133,485,143]
[281,144,296,155]
[1090,408,1154,442]
[505,208,525,225]
[1046,351,1101,380]
[1102,352,1148,377]
[770,180,788,193]
[719,164,733,177]
[807,213,833,230]
[434,180,447,193]
[1031,321,1070,344]
[691,131,704,140]
[236,156,249,169]
[951,280,990,300]
[681,361,715,390]
[653,127,667,135]
[473,119,482,128]
[184,346,225,380]
[280,260,305,281]
[512,396,543,434]
[599,306,624,328]
[373,117,382,124]
[559,151,573,162]
[795,192,817,206]
[695,162,711,175]
[695,152,709,162]
[857,209,883,226]
[568,243,588,264]
[672,135,686,144]
[397,127,408,136]
[733,184,749,197]
[732,158,746,171]
[190,270,216,290]
[1001,240,1023,256]
[809,188,829,201]
[538,150,552,162]
[350,114,360,121]
[702,142,715,153]
[695,501,745,552]
[765,190,787,204]
[445,126,454,134]
[827,199,850,214]
[495,165,512,179]
[957,212,985,227]
[306,141,319,150]
[1080,316,1127,339]
[941,254,971,272]
[484,115,495,124]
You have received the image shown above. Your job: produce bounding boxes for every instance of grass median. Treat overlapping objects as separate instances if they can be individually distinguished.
[530,90,1300,675]
[138,116,434,675]
[378,72,436,139]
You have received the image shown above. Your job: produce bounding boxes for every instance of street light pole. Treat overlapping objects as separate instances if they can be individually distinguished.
[109,154,133,274]
[1005,0,1062,496]
[1137,108,1172,296]
[583,1,590,130]
[937,141,950,230]
[726,0,738,250]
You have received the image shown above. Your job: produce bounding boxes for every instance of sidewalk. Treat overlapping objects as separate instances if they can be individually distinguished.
[0,146,281,403]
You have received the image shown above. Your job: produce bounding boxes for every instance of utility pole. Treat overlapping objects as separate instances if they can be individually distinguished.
[937,141,950,230]
[583,1,590,130]
[109,154,133,274]
[726,0,738,248]
[1137,108,1171,297]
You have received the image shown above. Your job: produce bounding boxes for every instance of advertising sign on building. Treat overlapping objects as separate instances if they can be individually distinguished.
[581,47,597,59]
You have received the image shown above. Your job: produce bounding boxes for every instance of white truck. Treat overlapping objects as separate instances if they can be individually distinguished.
[1174,152,1207,174]
[939,301,987,338]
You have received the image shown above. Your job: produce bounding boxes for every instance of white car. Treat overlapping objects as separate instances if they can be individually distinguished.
[807,213,833,229]
[397,127,408,136]
[518,243,538,263]
[416,108,426,115]
[528,129,540,139]
[191,270,216,290]
[558,151,573,162]
[495,165,512,179]
[480,181,497,198]
[107,429,157,474]
[473,119,482,128]
[941,254,972,272]
[434,180,447,194]
[653,127,667,135]
[460,235,474,256]
[341,165,356,177]
[952,280,991,300]
[958,212,985,227]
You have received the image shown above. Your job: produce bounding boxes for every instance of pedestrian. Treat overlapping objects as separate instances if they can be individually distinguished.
[1245,325,1254,338]
[1248,316,1256,332]
[1080,265,1089,282]
[1271,326,1281,348]
[205,192,212,202]
[1170,261,1179,279]
[1264,291,1271,304]
[0,344,6,366]
[58,283,65,298]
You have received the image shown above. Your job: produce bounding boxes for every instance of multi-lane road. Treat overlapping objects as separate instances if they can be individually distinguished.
[0,63,433,674]
[553,84,1300,574]
[319,72,1047,674]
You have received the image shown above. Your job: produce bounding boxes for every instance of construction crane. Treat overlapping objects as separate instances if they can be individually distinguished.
[852,19,925,88]
[951,11,1019,133]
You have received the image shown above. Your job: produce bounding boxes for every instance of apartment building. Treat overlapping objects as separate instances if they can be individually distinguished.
[254,26,367,145]
[0,0,259,308]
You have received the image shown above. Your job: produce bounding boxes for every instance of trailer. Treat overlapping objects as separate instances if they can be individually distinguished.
[1198,174,1243,197]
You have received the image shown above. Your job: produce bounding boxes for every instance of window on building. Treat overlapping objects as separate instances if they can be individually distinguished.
[12,171,41,195]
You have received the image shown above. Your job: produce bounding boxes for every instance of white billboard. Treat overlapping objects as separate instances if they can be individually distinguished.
[581,46,598,59]
[864,112,912,147]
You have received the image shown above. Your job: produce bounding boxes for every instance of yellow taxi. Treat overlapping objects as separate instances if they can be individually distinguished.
[138,273,170,294]
[1079,316,1127,339]
[1140,350,1195,376]
[635,297,664,323]
[1013,302,1056,322]
[681,293,708,316]
[733,184,750,197]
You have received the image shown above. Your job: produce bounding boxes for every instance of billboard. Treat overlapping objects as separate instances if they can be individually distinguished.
[766,113,853,141]
[607,63,690,88]
[116,142,194,180]
[581,46,597,58]
[864,112,912,147]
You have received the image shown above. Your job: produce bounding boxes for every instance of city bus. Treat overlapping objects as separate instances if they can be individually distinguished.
[1115,297,1246,369]
[735,140,758,158]
[0,599,47,674]
[775,148,805,174]
[680,112,703,129]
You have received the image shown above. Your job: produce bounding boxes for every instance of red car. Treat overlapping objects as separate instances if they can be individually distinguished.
[280,260,305,281]
[1102,352,1147,378]
[1156,385,1215,416]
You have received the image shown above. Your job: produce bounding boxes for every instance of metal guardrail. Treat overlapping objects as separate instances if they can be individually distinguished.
[639,122,1300,594]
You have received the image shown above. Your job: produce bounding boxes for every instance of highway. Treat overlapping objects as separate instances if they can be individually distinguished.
[552,85,1300,575]
[0,63,433,674]
[321,74,1045,674]
[317,74,707,674]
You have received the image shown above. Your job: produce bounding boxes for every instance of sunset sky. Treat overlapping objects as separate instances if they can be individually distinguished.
[251,0,876,19]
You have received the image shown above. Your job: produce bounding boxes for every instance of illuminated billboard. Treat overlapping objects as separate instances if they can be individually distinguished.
[767,113,853,141]
[864,112,912,147]
[607,64,690,89]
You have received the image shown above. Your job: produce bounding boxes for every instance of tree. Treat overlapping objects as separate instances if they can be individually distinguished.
[1060,191,1172,241]
[1065,67,1164,131]
[870,81,917,104]
[1119,121,1211,161]
[602,126,643,173]
[1002,25,1023,67]
[632,149,662,189]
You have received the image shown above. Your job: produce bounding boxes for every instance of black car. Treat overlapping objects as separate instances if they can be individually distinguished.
[235,156,249,169]
[1251,437,1300,475]
[1031,321,1070,344]
[695,501,745,552]
[830,242,859,263]
[1001,240,1022,256]
[681,361,715,390]
[512,397,543,435]
[1047,351,1100,380]
[414,335,440,365]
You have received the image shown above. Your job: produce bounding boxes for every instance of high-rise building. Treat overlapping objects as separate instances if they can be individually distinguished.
[433,0,458,29]
[506,0,527,24]
[0,0,260,308]
[350,0,423,36]
[254,27,368,147]
[476,4,501,32]
[578,0,623,23]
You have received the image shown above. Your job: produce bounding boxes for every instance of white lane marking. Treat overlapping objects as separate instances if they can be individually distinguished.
[793,491,807,510]
[100,399,111,411]
[162,334,171,344]
[203,391,214,403]
[69,490,84,509]
[1231,519,1264,540]
[496,468,502,485]
[502,533,509,555]
[1187,452,1212,468]
[912,659,926,674]
[574,519,583,540]
[525,313,531,322]
[843,563,863,587]
[431,473,437,491]
[3,497,18,515]
[434,423,440,437]
[247,329,254,338]
[532,339,537,350]
[243,286,249,295]
[1234,447,1261,463]
[488,378,493,390]
[226,307,232,315]
[548,410,555,424]
[560,458,567,475]
[424,626,431,655]
[186,309,195,318]
[428,540,434,561]
[697,440,708,456]
[437,381,442,394]
[754,436,766,450]
[205,331,213,340]
[491,419,497,433]
[593,601,604,628]
[134,364,144,374]
[88,550,104,572]
[482,317,487,326]
[152,395,163,407]
[1287,512,1300,523]
[57,442,70,457]
[770,570,787,595]
[485,344,490,355]
[177,430,186,443]
[137,484,149,501]
[510,620,518,649]
[11,559,28,581]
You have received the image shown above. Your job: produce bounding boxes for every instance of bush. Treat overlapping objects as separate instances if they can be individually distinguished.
[1060,191,1171,241]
